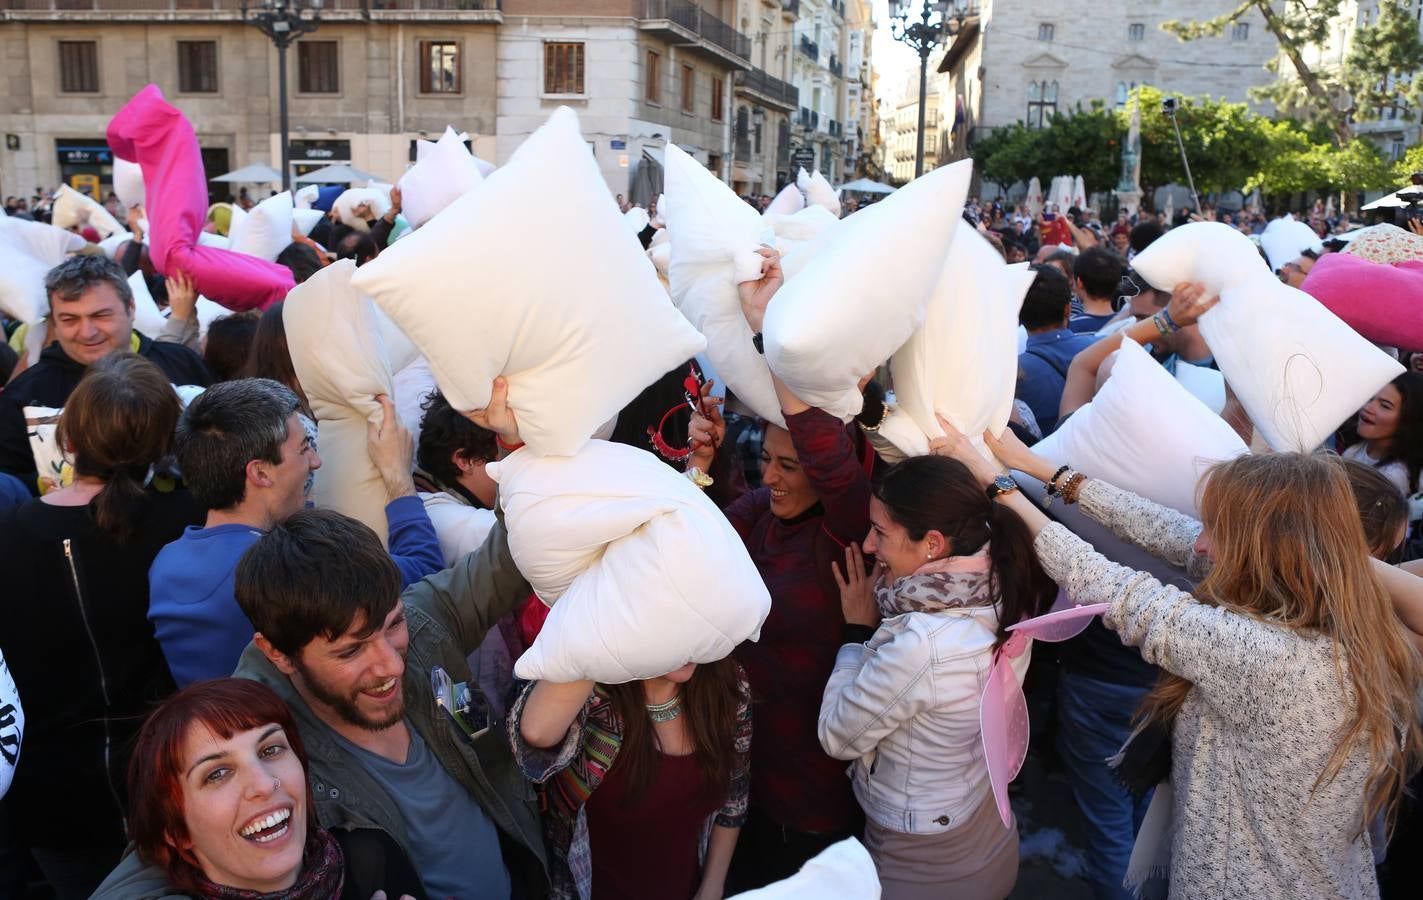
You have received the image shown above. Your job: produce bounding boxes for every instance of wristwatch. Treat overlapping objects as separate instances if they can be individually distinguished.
[985,475,1020,501]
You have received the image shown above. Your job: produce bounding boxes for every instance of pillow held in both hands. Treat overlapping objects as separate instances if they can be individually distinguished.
[398,126,484,229]
[492,439,771,684]
[52,185,125,239]
[352,106,706,457]
[763,159,972,419]
[1033,338,1248,518]
[228,191,295,263]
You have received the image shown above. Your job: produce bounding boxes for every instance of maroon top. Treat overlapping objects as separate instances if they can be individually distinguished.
[585,750,723,900]
[723,407,872,833]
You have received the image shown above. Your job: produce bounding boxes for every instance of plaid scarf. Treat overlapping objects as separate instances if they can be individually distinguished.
[193,827,344,900]
[873,546,995,619]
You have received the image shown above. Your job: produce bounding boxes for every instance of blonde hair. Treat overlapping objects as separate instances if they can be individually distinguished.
[1140,453,1423,836]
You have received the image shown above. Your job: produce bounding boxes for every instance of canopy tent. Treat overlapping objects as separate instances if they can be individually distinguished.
[294,164,382,184]
[211,163,282,183]
[1362,188,1418,211]
[837,178,896,195]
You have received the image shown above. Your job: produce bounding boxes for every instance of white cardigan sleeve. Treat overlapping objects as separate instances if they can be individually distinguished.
[0,651,22,799]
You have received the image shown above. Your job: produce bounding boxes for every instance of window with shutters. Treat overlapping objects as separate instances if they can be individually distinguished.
[711,76,725,121]
[420,41,460,94]
[178,41,219,94]
[682,65,695,113]
[298,40,340,94]
[543,42,585,95]
[646,50,661,104]
[58,41,99,93]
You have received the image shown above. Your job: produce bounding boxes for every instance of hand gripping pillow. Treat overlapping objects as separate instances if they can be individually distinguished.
[1300,253,1423,353]
[491,440,771,683]
[351,106,706,457]
[228,191,295,263]
[333,188,391,232]
[763,159,972,418]
[1033,338,1248,517]
[796,168,841,217]
[397,126,483,229]
[663,142,783,427]
[106,85,293,311]
[882,227,1033,460]
[765,182,805,216]
[283,260,398,546]
[769,206,842,281]
[52,185,125,239]
[1131,221,1268,297]
[1202,274,1404,450]
[1260,216,1323,272]
[0,218,85,321]
[113,157,145,210]
[727,839,880,900]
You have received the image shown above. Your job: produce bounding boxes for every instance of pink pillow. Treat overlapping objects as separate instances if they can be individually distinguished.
[106,85,293,311]
[1300,253,1423,352]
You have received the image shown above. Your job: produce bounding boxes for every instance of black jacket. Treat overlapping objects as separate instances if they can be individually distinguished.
[0,333,211,490]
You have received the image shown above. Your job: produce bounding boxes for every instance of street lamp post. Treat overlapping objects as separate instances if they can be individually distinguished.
[241,0,323,192]
[888,0,969,179]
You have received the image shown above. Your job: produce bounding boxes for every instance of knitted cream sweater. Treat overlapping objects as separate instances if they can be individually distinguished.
[1034,479,1378,900]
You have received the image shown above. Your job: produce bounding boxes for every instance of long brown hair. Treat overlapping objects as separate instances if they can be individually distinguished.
[602,656,742,801]
[56,352,180,542]
[1140,453,1423,835]
[243,302,311,416]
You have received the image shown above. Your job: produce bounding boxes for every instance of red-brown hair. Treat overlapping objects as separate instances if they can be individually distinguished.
[127,679,315,895]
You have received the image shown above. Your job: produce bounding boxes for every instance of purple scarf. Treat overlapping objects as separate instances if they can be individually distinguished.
[194,827,345,900]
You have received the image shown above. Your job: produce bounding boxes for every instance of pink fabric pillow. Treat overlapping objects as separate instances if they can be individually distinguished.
[1300,253,1423,352]
[106,85,292,311]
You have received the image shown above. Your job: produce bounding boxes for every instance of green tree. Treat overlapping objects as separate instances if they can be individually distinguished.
[1395,144,1423,183]
[974,106,1120,195]
[974,122,1044,192]
[1163,1,1423,147]
[1129,87,1274,197]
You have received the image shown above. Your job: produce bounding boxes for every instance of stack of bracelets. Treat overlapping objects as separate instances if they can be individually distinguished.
[1044,464,1087,506]
[1151,306,1183,340]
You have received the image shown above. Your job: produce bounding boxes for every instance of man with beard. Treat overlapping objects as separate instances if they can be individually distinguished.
[96,384,547,899]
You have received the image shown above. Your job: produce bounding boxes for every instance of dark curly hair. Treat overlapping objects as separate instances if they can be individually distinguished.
[416,390,498,497]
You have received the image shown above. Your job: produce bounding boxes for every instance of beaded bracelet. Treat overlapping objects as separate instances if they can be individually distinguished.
[1047,465,1071,493]
[1061,471,1087,505]
[1152,312,1173,339]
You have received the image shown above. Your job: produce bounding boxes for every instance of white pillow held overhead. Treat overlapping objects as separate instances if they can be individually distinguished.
[351,106,706,456]
[796,168,841,217]
[1260,215,1323,273]
[51,185,124,239]
[397,126,484,229]
[492,440,771,684]
[333,188,391,231]
[227,191,295,263]
[763,160,972,418]
[1033,338,1248,517]
[113,157,146,211]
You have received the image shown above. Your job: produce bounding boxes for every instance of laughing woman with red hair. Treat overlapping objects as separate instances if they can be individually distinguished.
[91,679,424,900]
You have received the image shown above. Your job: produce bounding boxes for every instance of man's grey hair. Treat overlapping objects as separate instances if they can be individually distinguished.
[176,378,303,512]
[44,254,134,308]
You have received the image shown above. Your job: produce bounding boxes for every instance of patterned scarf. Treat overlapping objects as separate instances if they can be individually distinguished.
[873,546,995,620]
[194,827,345,900]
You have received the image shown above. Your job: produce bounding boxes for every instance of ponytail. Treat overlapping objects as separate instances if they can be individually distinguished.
[91,465,151,543]
[986,500,1057,648]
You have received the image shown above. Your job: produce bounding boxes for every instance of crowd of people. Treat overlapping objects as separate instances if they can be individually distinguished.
[3,90,1423,900]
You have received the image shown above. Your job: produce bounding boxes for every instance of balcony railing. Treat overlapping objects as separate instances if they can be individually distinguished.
[642,0,751,61]
[798,35,819,60]
[829,119,842,138]
[739,66,798,108]
[828,56,843,78]
[797,108,819,129]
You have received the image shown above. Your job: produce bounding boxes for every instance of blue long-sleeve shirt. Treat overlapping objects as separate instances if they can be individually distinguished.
[148,495,444,686]
[1016,328,1099,435]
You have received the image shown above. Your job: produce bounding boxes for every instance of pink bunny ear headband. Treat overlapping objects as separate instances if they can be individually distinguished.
[980,599,1109,828]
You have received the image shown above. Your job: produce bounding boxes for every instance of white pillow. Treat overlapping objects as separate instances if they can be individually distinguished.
[51,185,124,239]
[127,271,168,338]
[796,168,841,217]
[420,492,497,568]
[294,185,320,209]
[97,230,134,260]
[113,157,145,211]
[196,296,226,337]
[293,208,324,237]
[398,126,483,229]
[624,206,650,234]
[1260,216,1323,272]
[728,839,880,900]
[228,191,294,262]
[1200,275,1403,452]
[283,259,398,546]
[0,213,87,264]
[1130,221,1266,297]
[763,159,971,418]
[882,226,1033,460]
[1173,362,1226,414]
[352,106,706,457]
[765,182,805,216]
[1033,338,1248,517]
[491,440,771,683]
[197,230,230,249]
[0,218,84,322]
[766,205,842,281]
[333,188,391,231]
[663,142,783,426]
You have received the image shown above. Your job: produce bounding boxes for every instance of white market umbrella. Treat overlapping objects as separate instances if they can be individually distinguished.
[837,178,896,194]
[1025,177,1043,219]
[211,163,282,183]
[1362,189,1411,211]
[294,164,381,185]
